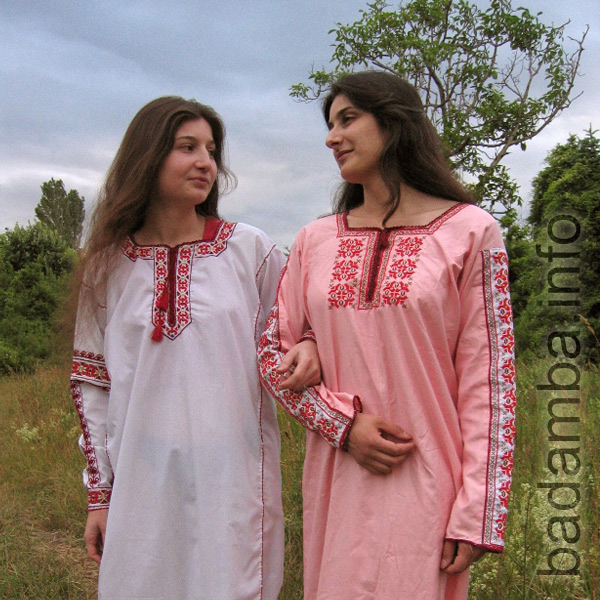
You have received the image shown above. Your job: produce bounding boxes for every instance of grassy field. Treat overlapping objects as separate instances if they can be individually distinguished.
[0,359,598,599]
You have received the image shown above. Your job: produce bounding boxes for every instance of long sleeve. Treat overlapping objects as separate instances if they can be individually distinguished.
[445,221,516,552]
[258,230,361,449]
[70,297,114,510]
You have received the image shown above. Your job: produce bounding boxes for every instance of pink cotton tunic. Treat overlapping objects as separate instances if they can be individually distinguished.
[71,220,285,600]
[258,203,516,600]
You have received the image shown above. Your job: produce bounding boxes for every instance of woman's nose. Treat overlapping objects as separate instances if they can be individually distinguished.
[194,148,212,168]
[326,127,341,148]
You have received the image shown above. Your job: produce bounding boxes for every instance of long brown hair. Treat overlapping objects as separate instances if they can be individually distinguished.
[323,71,473,224]
[69,96,235,328]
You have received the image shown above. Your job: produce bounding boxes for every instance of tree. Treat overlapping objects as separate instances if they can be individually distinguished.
[35,178,85,248]
[0,223,76,373]
[499,208,534,322]
[515,129,600,361]
[291,0,587,215]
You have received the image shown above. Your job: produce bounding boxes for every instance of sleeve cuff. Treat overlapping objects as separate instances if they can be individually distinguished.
[444,537,504,553]
[88,488,112,510]
[299,330,317,343]
[340,396,363,450]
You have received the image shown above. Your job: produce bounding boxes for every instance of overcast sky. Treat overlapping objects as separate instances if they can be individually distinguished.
[1,0,598,248]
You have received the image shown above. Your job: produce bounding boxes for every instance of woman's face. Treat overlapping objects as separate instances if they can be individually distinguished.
[325,94,385,186]
[154,118,218,209]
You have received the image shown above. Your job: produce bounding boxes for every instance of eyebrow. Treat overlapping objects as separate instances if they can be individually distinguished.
[175,135,216,145]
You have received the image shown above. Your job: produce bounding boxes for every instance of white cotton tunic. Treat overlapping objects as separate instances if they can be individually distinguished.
[71,220,286,600]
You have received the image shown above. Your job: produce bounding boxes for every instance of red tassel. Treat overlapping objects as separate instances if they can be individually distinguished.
[156,289,169,311]
[151,323,163,342]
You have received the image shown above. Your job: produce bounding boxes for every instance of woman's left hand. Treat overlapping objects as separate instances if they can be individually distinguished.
[277,340,321,392]
[440,540,486,574]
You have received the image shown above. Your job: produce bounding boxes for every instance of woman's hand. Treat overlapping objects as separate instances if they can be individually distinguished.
[84,508,108,564]
[277,340,321,392]
[440,540,486,574]
[346,413,415,475]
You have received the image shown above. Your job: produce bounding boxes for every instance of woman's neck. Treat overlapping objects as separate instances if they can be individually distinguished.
[135,204,207,246]
[349,183,458,228]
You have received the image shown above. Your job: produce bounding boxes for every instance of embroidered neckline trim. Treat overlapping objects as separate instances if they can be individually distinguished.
[339,202,469,235]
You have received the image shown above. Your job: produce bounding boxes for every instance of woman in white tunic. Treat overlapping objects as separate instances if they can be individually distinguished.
[70,96,319,599]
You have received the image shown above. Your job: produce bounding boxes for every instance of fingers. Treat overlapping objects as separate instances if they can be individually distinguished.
[347,414,415,474]
[441,541,486,574]
[277,340,322,392]
[276,352,295,375]
[358,449,409,475]
[379,420,413,443]
[371,417,415,459]
[278,362,320,391]
[85,538,102,564]
[440,540,456,570]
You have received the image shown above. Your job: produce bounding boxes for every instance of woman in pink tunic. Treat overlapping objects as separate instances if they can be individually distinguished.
[70,96,320,599]
[258,72,516,599]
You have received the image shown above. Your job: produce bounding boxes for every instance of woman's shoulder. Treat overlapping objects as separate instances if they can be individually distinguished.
[444,203,506,251]
[439,203,500,235]
[226,221,285,265]
[296,213,338,239]
[230,221,276,246]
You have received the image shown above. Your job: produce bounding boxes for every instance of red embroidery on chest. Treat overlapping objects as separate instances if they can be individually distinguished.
[380,236,424,306]
[328,214,425,309]
[122,221,236,341]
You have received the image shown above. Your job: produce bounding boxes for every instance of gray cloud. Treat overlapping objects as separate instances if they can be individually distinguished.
[1,0,598,247]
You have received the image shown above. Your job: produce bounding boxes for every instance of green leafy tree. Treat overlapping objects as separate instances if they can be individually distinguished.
[35,178,85,248]
[0,223,76,373]
[500,208,533,322]
[291,0,587,216]
[515,129,600,361]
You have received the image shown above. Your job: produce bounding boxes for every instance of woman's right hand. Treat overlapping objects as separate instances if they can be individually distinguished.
[84,508,108,564]
[346,413,415,475]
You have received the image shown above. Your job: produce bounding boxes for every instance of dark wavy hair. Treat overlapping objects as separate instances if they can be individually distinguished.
[323,71,473,223]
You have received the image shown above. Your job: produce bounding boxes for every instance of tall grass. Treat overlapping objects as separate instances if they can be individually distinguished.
[0,365,97,599]
[1,359,598,599]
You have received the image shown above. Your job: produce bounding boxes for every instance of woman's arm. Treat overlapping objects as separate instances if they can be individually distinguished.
[258,232,414,472]
[444,219,516,554]
[71,299,114,514]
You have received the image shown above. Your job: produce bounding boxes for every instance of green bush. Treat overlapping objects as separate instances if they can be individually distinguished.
[0,223,76,374]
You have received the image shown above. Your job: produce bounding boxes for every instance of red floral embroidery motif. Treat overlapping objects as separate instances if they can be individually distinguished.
[500,449,514,477]
[71,351,111,390]
[331,259,360,282]
[495,512,507,536]
[498,480,511,508]
[380,280,410,306]
[88,488,112,509]
[503,387,517,415]
[329,283,357,308]
[380,236,423,307]
[328,238,364,308]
